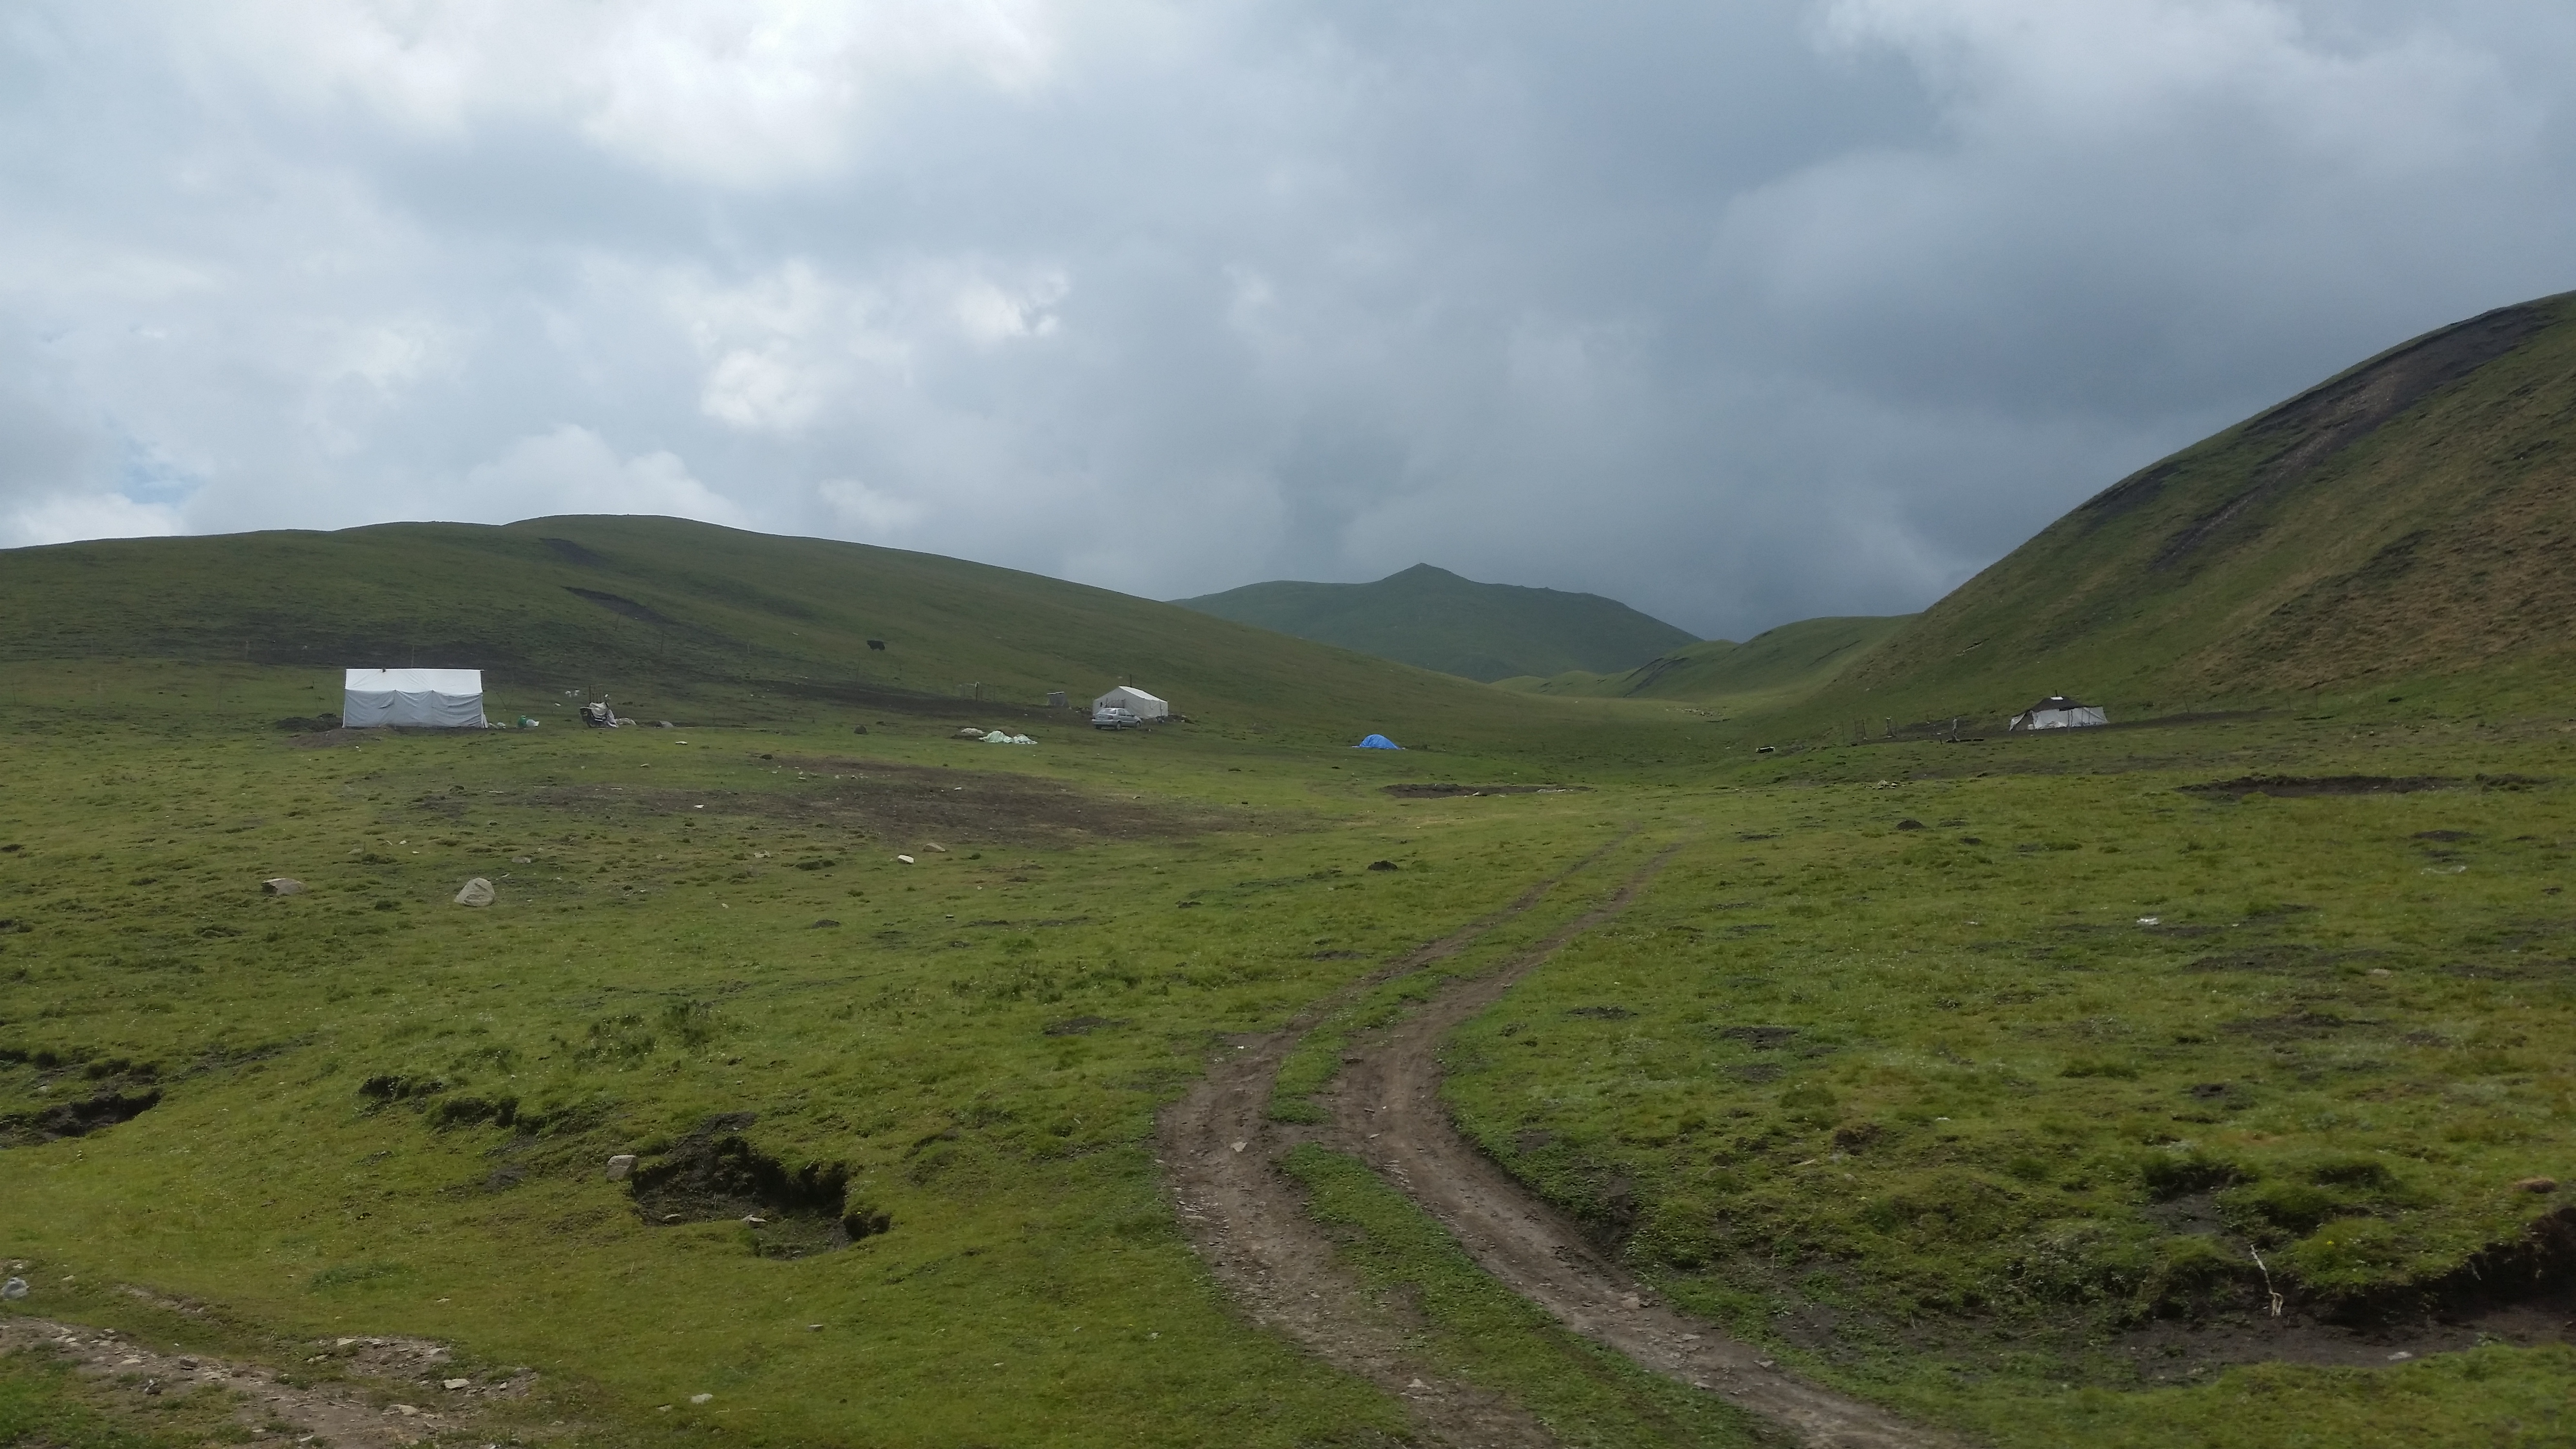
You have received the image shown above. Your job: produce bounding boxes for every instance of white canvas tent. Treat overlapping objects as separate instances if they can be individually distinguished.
[1093,685,1169,720]
[342,668,487,729]
[2008,695,2108,731]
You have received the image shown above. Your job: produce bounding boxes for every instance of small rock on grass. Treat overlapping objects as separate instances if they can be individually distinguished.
[454,877,496,907]
[262,877,306,895]
[2516,1176,2559,1193]
[442,1377,469,1390]
[2,1276,27,1300]
[690,1392,714,1404]
[605,1154,636,1181]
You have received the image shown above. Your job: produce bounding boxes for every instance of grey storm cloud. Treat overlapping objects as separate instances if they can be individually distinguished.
[2,0,2573,637]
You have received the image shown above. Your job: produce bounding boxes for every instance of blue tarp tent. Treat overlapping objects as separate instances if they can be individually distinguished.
[1354,734,1402,749]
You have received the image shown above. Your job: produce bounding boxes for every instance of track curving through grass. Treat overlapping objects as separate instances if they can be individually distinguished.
[1160,834,1960,1448]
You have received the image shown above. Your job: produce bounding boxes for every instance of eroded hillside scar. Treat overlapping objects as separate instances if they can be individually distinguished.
[1162,839,1957,1449]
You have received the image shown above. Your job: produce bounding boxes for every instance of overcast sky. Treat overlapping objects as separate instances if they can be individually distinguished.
[3,1,2572,638]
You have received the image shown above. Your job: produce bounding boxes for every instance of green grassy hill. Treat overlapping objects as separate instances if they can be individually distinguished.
[1174,563,1700,682]
[1496,614,1909,708]
[1787,291,2576,731]
[0,516,1584,750]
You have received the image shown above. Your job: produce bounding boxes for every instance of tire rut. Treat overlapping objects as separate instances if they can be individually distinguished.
[1159,833,1637,1449]
[1322,846,1960,1449]
[1161,837,1964,1449]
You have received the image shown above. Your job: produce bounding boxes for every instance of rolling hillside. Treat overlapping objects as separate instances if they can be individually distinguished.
[1794,290,2576,727]
[0,516,1563,747]
[1174,563,1700,682]
[1497,614,1909,706]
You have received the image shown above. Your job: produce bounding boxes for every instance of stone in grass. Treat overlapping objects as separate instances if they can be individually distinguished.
[454,878,496,907]
[2,1276,27,1300]
[690,1393,714,1404]
[605,1154,637,1181]
[262,877,306,895]
[442,1377,469,1390]
[2517,1176,2559,1193]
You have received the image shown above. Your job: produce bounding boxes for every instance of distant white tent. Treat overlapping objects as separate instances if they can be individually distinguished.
[1093,685,1169,720]
[2008,695,2108,731]
[343,668,487,729]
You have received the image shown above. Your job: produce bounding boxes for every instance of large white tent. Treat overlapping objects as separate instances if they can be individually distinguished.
[2007,695,2108,731]
[1093,685,1169,720]
[343,668,487,728]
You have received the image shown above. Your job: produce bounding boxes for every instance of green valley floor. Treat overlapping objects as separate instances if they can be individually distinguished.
[1,673,2571,1448]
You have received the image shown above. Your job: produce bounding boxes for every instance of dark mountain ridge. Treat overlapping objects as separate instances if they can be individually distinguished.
[1175,563,1700,682]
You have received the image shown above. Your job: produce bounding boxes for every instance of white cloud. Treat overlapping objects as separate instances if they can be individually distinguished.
[951,271,1067,344]
[817,477,926,536]
[1,492,184,549]
[661,258,1067,434]
[455,426,750,526]
[662,260,904,434]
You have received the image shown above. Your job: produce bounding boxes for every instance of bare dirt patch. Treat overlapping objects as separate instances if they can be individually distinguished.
[523,756,1234,845]
[2094,1203,2576,1380]
[0,1088,161,1147]
[1379,784,1589,799]
[0,1316,532,1448]
[2178,774,2457,798]
[629,1115,890,1258]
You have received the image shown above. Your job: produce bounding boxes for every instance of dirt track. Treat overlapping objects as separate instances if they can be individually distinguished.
[1159,841,1957,1449]
[0,1314,530,1447]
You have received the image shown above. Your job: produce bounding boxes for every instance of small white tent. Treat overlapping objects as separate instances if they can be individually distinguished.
[2008,695,2107,731]
[343,668,487,729]
[1094,685,1169,720]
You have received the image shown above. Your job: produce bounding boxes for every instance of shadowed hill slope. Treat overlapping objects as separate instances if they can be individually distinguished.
[1790,291,2576,728]
[0,516,1570,746]
[1497,615,1909,706]
[1174,563,1700,682]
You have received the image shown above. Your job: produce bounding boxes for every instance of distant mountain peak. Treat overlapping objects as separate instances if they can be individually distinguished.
[1175,566,1697,682]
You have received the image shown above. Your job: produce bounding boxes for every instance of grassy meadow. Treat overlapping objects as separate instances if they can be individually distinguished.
[2,641,2572,1446]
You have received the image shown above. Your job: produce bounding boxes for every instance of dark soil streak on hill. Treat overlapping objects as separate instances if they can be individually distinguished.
[2149,300,2554,569]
